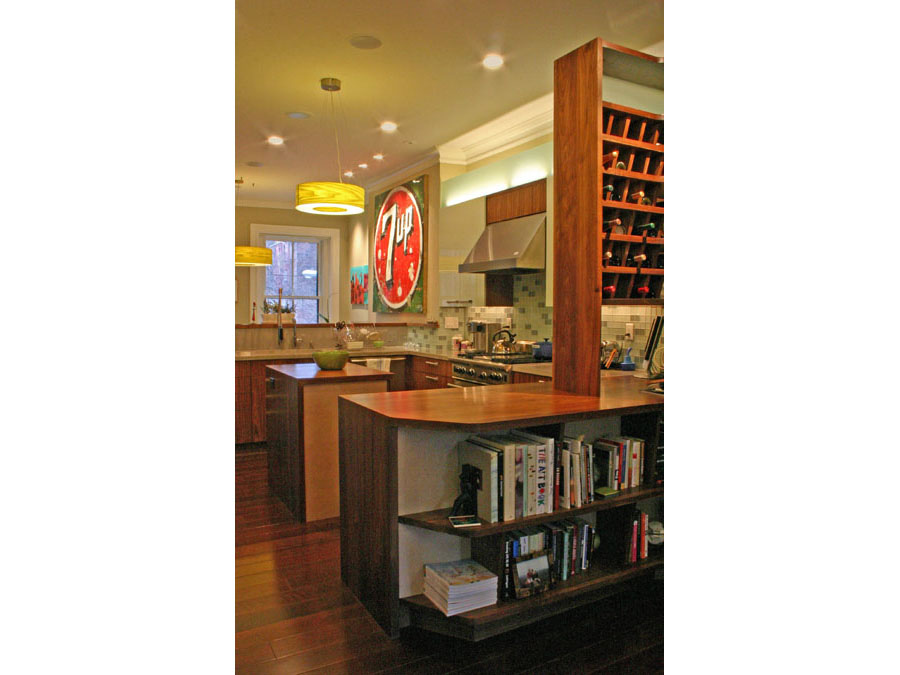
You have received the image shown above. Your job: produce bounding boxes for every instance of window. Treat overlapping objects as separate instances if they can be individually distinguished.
[264,237,322,324]
[249,223,340,325]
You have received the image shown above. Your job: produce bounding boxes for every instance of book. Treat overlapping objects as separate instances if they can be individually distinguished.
[594,486,619,499]
[448,515,480,528]
[457,441,499,523]
[567,438,582,508]
[509,430,555,514]
[561,446,571,510]
[621,436,644,487]
[471,436,518,522]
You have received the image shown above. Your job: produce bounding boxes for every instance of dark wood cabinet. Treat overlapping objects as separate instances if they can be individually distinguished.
[235,357,311,444]
[409,356,451,390]
[512,371,551,384]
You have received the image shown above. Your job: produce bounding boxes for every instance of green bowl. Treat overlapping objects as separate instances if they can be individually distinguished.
[372,340,384,348]
[312,350,349,370]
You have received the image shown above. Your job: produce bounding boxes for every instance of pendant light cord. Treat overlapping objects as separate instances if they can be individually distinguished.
[330,92,344,184]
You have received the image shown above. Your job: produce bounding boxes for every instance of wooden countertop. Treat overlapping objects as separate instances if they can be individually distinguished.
[266,362,393,384]
[339,373,662,431]
[236,347,449,362]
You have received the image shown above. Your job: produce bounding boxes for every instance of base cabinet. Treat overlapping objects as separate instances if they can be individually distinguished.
[235,358,311,444]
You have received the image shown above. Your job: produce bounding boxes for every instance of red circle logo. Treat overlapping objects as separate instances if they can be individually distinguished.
[373,186,423,309]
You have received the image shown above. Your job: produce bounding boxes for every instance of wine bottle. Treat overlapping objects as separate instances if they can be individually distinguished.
[602,184,614,192]
[616,161,626,170]
[633,253,647,264]
[657,254,664,269]
[636,285,650,297]
[602,217,622,231]
[602,285,616,297]
[602,150,619,167]
[635,222,656,232]
[627,190,645,202]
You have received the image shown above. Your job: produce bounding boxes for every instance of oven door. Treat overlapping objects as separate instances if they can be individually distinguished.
[449,377,488,387]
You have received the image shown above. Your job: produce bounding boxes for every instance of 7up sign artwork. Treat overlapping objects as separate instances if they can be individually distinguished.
[373,176,426,313]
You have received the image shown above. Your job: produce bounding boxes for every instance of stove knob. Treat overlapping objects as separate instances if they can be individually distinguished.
[467,368,476,376]
[478,372,487,380]
[491,372,502,380]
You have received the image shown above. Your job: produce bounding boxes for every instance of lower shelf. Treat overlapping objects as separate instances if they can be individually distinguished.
[401,552,663,641]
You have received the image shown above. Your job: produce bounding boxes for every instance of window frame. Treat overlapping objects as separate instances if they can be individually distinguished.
[249,223,340,324]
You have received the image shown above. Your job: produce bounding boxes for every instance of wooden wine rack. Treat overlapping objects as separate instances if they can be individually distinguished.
[601,102,664,303]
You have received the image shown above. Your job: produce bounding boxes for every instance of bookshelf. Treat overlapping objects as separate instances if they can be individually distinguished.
[337,384,663,641]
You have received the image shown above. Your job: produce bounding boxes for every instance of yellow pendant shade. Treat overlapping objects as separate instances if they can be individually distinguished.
[295,181,364,215]
[235,246,273,267]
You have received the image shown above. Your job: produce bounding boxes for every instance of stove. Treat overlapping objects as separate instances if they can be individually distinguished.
[449,353,541,386]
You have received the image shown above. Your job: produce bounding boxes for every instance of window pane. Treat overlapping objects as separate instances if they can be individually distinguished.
[295,299,319,324]
[265,240,293,296]
[292,241,319,296]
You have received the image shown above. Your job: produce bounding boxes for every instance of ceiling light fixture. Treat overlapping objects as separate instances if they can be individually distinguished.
[267,135,284,145]
[295,78,365,215]
[349,34,382,50]
[380,121,398,132]
[344,170,354,177]
[286,111,311,119]
[235,246,272,267]
[373,153,384,160]
[482,53,504,69]
[358,163,368,169]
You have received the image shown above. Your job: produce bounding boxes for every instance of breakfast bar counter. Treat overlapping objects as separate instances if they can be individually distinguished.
[337,375,662,638]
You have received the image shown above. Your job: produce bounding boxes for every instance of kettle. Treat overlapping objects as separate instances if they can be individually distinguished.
[491,329,516,355]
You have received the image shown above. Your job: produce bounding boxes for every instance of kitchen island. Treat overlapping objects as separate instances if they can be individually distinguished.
[266,362,391,522]
[338,375,662,639]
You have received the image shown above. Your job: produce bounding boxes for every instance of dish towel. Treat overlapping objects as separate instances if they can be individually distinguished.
[366,358,392,372]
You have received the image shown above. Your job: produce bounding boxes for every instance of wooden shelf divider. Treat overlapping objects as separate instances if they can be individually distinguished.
[401,552,663,641]
[399,485,664,537]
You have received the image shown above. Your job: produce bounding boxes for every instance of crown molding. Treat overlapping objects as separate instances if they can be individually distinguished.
[438,93,554,167]
[361,150,440,194]
[235,199,296,210]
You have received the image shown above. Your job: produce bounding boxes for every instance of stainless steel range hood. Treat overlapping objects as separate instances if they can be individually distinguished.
[458,212,546,274]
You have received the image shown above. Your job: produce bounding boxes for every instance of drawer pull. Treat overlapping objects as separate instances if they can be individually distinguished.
[424,375,439,381]
[425,360,439,366]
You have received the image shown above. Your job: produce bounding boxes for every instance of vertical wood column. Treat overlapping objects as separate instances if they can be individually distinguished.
[552,39,604,395]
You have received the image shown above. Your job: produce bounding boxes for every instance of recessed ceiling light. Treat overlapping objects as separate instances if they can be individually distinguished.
[267,136,284,145]
[482,53,504,69]
[344,170,354,177]
[349,34,382,49]
[246,161,263,167]
[358,163,368,169]
[286,111,311,119]
[380,121,398,132]
[373,153,384,161]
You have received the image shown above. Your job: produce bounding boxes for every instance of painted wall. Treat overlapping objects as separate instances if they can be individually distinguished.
[235,206,351,324]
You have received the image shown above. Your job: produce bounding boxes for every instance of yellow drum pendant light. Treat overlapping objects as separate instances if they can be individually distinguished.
[234,246,273,267]
[295,181,364,214]
[295,78,365,216]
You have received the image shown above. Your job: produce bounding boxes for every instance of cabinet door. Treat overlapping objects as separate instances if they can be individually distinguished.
[235,362,253,443]
[512,371,550,384]
[412,370,447,390]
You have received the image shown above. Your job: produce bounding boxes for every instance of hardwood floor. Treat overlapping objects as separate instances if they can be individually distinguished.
[236,449,664,674]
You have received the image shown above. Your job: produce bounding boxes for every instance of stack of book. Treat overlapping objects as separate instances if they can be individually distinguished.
[423,559,498,617]
[593,435,646,493]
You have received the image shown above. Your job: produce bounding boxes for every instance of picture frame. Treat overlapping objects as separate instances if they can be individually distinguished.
[512,551,553,598]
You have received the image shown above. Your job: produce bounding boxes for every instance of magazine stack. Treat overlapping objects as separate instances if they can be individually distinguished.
[423,559,498,617]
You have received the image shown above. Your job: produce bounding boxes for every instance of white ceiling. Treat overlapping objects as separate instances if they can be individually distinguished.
[235,0,663,206]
